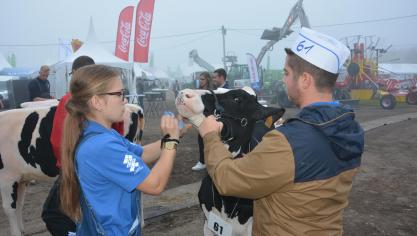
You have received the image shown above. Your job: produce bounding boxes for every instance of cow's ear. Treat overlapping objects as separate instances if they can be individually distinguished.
[252,106,285,122]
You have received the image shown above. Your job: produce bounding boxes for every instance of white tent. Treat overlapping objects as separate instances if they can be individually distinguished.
[0,54,11,70]
[133,63,155,80]
[52,19,135,98]
[379,63,417,75]
[152,69,170,80]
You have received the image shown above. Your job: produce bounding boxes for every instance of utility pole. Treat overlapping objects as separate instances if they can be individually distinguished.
[372,45,391,80]
[221,25,227,69]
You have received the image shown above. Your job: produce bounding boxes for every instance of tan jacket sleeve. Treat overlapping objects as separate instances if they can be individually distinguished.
[203,129,295,199]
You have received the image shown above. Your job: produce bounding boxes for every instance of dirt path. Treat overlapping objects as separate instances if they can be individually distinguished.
[0,100,416,236]
[143,119,417,236]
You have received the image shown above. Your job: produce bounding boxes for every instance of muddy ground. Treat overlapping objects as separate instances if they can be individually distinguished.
[0,96,416,235]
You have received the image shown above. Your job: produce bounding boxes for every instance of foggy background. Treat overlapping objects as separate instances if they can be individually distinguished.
[1,0,416,72]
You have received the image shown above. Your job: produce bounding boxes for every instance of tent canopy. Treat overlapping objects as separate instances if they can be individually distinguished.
[152,69,170,80]
[379,63,417,75]
[60,19,128,67]
[0,67,38,77]
[0,54,11,71]
[51,18,134,98]
[133,63,155,80]
[0,75,17,82]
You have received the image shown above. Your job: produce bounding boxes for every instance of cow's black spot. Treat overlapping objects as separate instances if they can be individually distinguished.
[34,106,59,177]
[125,112,139,142]
[11,182,18,209]
[0,153,3,169]
[17,107,59,177]
[18,112,39,167]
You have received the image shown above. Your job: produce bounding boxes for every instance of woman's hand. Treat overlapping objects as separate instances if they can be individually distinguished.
[160,114,180,139]
[178,116,192,138]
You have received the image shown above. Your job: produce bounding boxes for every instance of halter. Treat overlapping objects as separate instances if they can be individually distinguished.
[209,90,249,128]
[208,90,250,142]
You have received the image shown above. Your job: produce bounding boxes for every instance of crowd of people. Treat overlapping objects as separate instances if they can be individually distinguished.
[12,27,363,235]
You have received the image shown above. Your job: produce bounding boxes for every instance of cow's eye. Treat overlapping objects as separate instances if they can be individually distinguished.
[234,97,241,103]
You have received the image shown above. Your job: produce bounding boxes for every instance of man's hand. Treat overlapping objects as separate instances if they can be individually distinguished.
[198,115,223,138]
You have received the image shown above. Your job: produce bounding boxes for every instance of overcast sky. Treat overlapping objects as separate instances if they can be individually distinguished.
[1,0,417,72]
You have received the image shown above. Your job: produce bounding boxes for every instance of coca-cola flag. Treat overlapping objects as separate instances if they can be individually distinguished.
[115,6,134,61]
[133,0,155,62]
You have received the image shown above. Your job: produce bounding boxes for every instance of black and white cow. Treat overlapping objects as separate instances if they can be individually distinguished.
[0,103,144,236]
[176,87,285,235]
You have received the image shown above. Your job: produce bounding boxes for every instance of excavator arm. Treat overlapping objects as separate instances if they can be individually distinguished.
[256,0,310,66]
[189,49,215,72]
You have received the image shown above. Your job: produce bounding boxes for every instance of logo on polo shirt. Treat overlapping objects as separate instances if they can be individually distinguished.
[123,154,143,174]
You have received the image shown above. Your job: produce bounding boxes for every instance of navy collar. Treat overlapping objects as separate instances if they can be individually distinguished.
[308,101,340,107]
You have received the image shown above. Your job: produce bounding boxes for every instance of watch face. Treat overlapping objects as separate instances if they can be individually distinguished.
[164,141,177,150]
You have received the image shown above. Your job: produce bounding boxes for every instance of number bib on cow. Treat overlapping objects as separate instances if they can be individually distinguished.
[208,211,233,236]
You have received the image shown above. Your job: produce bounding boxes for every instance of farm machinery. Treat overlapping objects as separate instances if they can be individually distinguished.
[334,39,417,109]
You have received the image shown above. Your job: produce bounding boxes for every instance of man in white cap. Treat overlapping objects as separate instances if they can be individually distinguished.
[198,27,364,235]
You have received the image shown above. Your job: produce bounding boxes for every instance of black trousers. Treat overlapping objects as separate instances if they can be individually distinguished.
[198,134,205,164]
[42,176,76,236]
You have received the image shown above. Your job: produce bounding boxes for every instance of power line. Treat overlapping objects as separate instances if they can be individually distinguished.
[152,29,219,39]
[1,13,416,47]
[153,31,219,51]
[213,13,417,31]
[314,13,417,28]
[0,29,220,47]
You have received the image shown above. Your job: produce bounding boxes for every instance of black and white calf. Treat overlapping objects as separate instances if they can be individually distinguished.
[0,103,144,236]
[176,87,285,235]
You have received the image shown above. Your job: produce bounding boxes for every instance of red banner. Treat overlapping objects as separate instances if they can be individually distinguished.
[133,0,155,62]
[115,6,134,61]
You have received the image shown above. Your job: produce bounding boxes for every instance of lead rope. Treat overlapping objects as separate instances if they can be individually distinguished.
[211,183,240,219]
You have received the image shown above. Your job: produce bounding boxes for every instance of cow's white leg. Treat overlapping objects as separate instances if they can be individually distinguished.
[16,182,28,232]
[1,182,22,236]
[201,205,215,236]
[203,220,216,236]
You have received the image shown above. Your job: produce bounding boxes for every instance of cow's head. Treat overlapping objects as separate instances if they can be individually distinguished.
[176,87,285,156]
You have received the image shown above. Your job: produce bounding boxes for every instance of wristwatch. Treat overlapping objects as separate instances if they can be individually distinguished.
[162,141,178,150]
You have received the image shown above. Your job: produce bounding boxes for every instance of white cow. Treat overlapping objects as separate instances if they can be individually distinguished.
[0,102,144,236]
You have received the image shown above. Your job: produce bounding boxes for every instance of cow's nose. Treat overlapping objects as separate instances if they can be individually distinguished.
[185,94,192,98]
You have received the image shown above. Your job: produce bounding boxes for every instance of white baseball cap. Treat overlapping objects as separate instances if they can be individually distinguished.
[286,27,350,74]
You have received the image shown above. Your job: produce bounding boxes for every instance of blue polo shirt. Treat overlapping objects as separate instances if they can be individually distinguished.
[76,120,150,235]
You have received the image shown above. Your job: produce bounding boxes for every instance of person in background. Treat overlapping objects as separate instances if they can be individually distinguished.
[136,78,145,108]
[212,68,229,89]
[173,80,180,98]
[28,65,55,101]
[198,27,364,235]
[192,72,214,171]
[0,94,5,110]
[60,65,181,235]
[42,55,98,236]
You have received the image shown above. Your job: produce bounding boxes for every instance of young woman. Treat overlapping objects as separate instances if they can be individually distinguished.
[191,71,214,171]
[60,65,180,235]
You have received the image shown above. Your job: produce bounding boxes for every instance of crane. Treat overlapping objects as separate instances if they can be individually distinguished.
[256,0,310,67]
[189,49,215,72]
